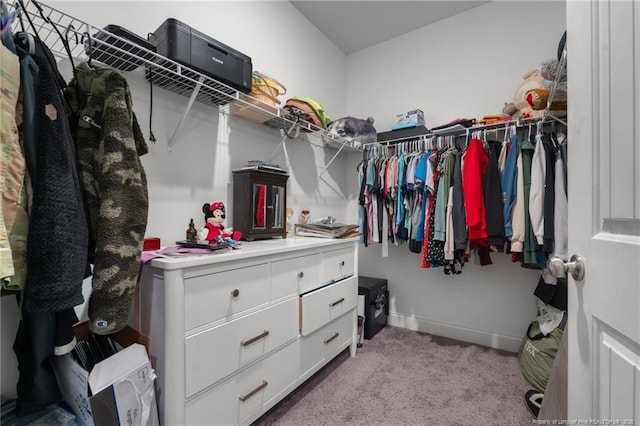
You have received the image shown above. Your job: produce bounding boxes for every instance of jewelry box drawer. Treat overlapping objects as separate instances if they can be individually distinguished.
[185,341,298,426]
[185,297,298,398]
[299,275,357,336]
[184,263,269,331]
[271,253,321,299]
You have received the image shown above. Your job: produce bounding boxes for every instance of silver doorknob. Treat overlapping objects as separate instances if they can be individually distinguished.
[547,255,585,281]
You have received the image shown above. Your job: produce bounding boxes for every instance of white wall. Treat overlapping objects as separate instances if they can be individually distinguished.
[2,0,351,395]
[347,0,567,351]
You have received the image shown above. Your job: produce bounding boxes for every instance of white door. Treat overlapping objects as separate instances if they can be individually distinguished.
[567,0,640,423]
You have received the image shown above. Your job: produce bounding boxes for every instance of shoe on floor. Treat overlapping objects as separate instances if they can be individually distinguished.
[525,389,544,418]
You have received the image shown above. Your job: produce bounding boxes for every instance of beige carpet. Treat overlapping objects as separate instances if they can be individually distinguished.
[253,326,534,426]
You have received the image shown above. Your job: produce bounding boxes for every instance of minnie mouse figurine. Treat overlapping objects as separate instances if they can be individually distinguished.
[198,201,242,244]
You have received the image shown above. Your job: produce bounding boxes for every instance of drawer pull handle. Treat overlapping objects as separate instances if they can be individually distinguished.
[298,271,304,278]
[340,261,345,267]
[239,380,268,402]
[241,330,270,347]
[329,297,345,307]
[323,332,340,344]
[231,289,240,298]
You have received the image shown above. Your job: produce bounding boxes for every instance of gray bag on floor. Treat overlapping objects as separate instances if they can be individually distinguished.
[518,319,563,392]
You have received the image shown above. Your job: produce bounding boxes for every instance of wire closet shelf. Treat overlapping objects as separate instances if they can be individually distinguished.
[368,115,566,151]
[9,0,359,151]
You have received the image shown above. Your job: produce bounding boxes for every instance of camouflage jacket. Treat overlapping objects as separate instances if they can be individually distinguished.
[65,62,149,335]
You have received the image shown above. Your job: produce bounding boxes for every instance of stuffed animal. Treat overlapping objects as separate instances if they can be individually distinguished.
[199,201,242,244]
[510,68,566,119]
[326,116,377,148]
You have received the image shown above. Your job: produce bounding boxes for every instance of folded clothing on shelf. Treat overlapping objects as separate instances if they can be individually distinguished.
[283,96,331,132]
[429,118,476,132]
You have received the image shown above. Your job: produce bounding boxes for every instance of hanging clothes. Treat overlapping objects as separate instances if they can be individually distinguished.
[541,134,557,254]
[65,61,149,335]
[462,138,492,265]
[14,35,88,417]
[433,150,450,243]
[359,121,567,275]
[502,133,520,243]
[552,136,568,260]
[0,37,22,287]
[522,134,544,267]
[366,156,379,243]
[510,142,526,255]
[529,133,546,247]
[24,38,89,315]
[452,150,467,252]
[408,152,427,253]
[357,159,368,246]
[423,153,442,266]
[397,151,411,243]
[483,139,505,251]
[9,41,39,291]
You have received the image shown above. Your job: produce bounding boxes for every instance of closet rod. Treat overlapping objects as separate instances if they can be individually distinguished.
[365,116,561,148]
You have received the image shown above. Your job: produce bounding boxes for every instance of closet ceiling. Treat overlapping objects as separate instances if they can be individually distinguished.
[290,1,489,55]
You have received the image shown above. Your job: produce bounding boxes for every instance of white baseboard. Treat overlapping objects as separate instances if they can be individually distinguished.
[388,312,523,353]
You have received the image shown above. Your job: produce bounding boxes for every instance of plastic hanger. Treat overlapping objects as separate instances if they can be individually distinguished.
[81,31,94,67]
[12,5,36,55]
[14,30,34,54]
[18,0,79,86]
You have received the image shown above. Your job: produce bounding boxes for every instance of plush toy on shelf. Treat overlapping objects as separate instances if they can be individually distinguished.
[508,67,566,120]
[325,116,377,148]
[199,201,242,244]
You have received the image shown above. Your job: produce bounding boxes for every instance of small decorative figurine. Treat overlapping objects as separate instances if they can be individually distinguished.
[199,201,242,244]
[286,207,294,235]
[298,209,310,225]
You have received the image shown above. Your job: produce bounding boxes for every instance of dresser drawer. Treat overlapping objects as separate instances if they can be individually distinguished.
[185,297,298,398]
[322,247,355,284]
[186,341,298,426]
[271,253,321,299]
[299,275,357,336]
[300,312,353,376]
[184,263,269,331]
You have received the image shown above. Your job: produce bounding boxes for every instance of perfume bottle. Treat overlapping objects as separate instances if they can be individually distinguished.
[186,218,198,243]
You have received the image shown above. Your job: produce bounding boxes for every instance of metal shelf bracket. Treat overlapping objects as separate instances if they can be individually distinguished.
[167,75,205,149]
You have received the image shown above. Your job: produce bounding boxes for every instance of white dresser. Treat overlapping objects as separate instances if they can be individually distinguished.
[138,237,359,426]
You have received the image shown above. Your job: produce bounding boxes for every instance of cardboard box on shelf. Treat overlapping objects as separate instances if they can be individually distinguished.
[392,108,425,130]
[51,322,159,426]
